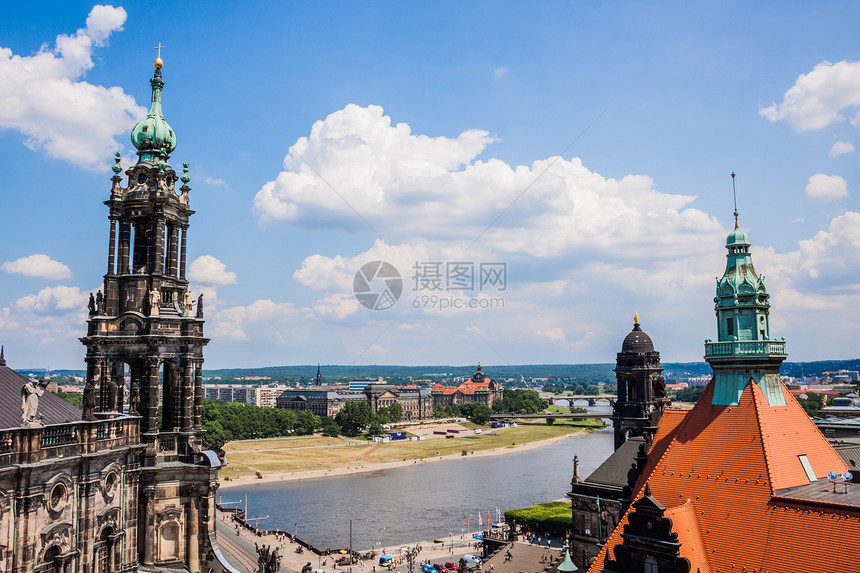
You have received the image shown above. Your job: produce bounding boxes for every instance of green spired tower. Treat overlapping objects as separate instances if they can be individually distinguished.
[704,174,787,406]
[80,47,223,572]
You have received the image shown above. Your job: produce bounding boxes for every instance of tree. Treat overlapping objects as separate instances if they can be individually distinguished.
[335,401,373,436]
[56,389,83,408]
[461,403,492,425]
[387,402,403,423]
[795,392,824,417]
[368,415,385,436]
[673,386,705,404]
[376,406,391,423]
[492,389,547,414]
[320,416,340,437]
[203,420,228,447]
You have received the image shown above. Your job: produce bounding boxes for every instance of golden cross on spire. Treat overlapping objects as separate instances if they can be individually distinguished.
[153,43,165,69]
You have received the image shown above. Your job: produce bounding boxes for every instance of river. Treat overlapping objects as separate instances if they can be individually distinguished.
[222,404,614,550]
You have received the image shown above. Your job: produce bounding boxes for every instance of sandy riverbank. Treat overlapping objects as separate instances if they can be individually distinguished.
[219,430,583,490]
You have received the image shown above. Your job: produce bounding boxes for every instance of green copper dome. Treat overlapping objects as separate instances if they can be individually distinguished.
[131,67,176,160]
[726,224,751,247]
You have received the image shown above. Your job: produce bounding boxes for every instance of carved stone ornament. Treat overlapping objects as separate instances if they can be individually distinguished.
[99,470,119,503]
[40,522,73,555]
[155,508,182,527]
[43,476,72,517]
[97,506,121,533]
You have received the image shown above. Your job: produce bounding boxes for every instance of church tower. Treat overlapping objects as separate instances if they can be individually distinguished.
[705,210,787,406]
[612,314,668,450]
[80,50,218,571]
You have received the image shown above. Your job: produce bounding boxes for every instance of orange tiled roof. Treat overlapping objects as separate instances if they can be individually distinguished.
[590,379,859,573]
[662,500,710,573]
[433,378,495,395]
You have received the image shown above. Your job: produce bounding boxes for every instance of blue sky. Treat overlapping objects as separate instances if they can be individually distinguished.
[1,2,859,369]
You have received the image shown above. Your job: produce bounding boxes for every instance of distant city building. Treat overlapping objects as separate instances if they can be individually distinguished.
[349,377,383,392]
[277,381,432,420]
[430,363,504,409]
[203,383,291,407]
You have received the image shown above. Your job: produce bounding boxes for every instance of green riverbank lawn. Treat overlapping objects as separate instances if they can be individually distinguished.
[220,419,604,479]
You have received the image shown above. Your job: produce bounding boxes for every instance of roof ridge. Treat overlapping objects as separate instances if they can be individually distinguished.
[746,380,776,495]
[630,381,714,496]
[745,380,780,571]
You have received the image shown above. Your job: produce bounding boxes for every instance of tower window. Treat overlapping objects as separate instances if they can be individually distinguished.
[142,126,148,132]
[644,557,658,573]
[127,286,137,302]
[727,318,734,336]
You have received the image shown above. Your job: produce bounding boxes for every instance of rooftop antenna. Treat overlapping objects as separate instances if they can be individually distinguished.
[731,172,739,229]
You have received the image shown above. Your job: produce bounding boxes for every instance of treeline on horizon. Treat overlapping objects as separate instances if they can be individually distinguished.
[200,359,860,381]
[23,359,860,384]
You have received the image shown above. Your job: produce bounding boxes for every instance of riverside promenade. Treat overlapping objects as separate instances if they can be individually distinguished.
[215,508,562,573]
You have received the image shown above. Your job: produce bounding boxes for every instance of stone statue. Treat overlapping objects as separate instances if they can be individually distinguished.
[626,462,639,490]
[185,289,193,313]
[21,379,48,426]
[95,290,105,315]
[149,287,160,316]
[653,375,667,398]
[106,377,118,412]
[129,378,141,415]
[88,293,96,316]
[196,293,204,318]
[599,506,616,538]
[257,544,282,573]
[82,379,97,420]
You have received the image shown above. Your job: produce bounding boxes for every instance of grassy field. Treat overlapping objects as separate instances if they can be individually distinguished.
[221,419,605,479]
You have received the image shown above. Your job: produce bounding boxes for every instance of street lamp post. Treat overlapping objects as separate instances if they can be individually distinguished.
[377,527,386,556]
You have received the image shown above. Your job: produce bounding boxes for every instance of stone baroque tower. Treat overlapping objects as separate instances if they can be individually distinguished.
[80,52,220,571]
[704,217,787,406]
[612,315,668,450]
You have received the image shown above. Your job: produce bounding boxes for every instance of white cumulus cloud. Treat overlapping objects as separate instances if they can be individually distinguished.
[2,254,73,280]
[830,140,854,157]
[0,5,145,168]
[254,104,723,261]
[188,255,237,285]
[14,285,87,313]
[209,299,297,340]
[760,60,860,131]
[805,173,848,201]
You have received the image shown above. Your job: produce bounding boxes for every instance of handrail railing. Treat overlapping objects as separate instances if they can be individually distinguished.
[705,340,786,357]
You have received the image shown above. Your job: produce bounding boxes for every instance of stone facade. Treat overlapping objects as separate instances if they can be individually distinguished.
[277,384,432,421]
[0,57,233,573]
[430,363,503,410]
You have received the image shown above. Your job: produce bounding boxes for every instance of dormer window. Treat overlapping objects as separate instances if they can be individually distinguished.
[142,126,148,132]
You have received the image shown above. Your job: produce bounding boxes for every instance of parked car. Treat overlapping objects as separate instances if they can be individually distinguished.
[433,564,449,573]
[444,562,459,571]
[422,564,436,573]
[463,555,482,565]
